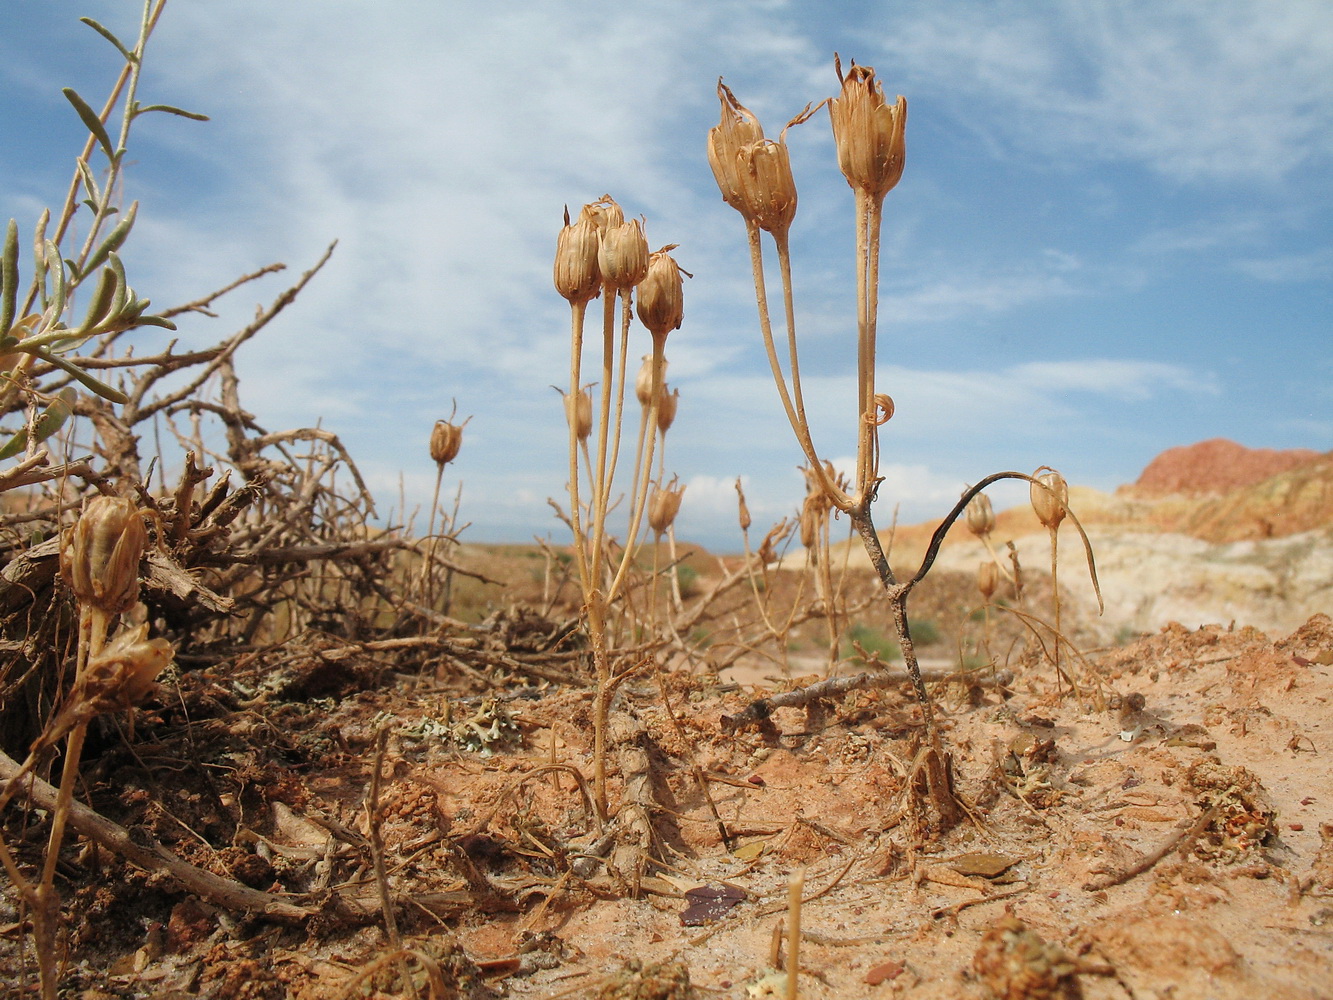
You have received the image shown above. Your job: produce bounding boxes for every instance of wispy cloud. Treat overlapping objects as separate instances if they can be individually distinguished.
[1232,248,1333,284]
[880,1,1333,184]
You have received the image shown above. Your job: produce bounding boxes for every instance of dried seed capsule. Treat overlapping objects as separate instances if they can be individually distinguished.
[829,55,907,200]
[636,247,684,339]
[582,195,624,234]
[564,388,593,442]
[977,561,999,601]
[60,495,148,616]
[735,477,752,533]
[634,354,660,408]
[648,480,685,534]
[736,138,798,238]
[430,420,464,466]
[707,81,765,220]
[1030,467,1069,530]
[553,207,601,304]
[598,217,649,290]
[656,386,679,434]
[84,621,174,709]
[966,492,995,538]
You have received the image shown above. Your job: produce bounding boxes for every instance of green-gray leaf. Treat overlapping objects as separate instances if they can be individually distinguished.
[30,346,127,404]
[1,219,17,338]
[62,88,116,160]
[79,18,134,63]
[133,103,210,122]
[0,387,77,460]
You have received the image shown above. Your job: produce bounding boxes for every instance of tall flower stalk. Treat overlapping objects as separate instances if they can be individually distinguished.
[708,62,966,828]
[554,198,683,817]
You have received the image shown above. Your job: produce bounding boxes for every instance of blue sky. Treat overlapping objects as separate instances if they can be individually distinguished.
[2,1,1330,550]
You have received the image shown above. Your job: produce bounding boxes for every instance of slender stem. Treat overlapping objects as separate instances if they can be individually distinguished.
[606,333,663,605]
[590,292,616,590]
[745,224,852,510]
[854,188,872,497]
[566,301,591,590]
[420,462,444,605]
[1048,524,1062,690]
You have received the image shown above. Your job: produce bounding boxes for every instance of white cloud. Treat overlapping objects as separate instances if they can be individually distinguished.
[1232,248,1333,284]
[880,1,1333,184]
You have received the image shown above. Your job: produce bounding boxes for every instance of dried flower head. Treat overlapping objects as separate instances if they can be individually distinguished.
[707,81,765,219]
[648,478,685,534]
[636,246,685,340]
[635,354,664,408]
[977,561,999,602]
[83,621,174,710]
[61,495,148,616]
[599,216,649,290]
[735,476,752,533]
[708,81,807,238]
[1030,467,1069,531]
[829,55,907,200]
[656,386,680,434]
[564,387,593,442]
[429,420,464,466]
[736,136,799,238]
[966,492,996,538]
[37,618,174,751]
[553,206,601,304]
[582,195,624,234]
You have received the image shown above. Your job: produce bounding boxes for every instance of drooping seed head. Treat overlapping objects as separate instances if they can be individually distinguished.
[84,621,174,710]
[977,561,999,601]
[636,246,685,340]
[707,81,766,220]
[553,206,602,304]
[60,495,148,616]
[829,55,907,200]
[656,386,679,434]
[648,478,685,534]
[564,388,593,442]
[599,216,649,290]
[1030,467,1069,530]
[966,492,995,538]
[429,420,464,466]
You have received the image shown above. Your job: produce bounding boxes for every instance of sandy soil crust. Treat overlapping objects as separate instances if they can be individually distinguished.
[4,603,1331,1000]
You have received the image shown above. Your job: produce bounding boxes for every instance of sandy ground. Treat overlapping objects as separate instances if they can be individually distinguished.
[6,607,1330,999]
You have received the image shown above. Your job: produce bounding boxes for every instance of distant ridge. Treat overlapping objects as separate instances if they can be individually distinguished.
[1122,438,1323,499]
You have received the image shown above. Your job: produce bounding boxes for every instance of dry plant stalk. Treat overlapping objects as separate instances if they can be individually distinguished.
[708,58,1103,833]
[554,196,685,817]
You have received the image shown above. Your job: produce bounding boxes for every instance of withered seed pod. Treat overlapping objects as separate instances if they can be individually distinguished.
[966,492,995,538]
[599,217,649,290]
[636,247,685,340]
[553,207,601,304]
[60,495,148,616]
[977,561,999,602]
[648,481,685,534]
[430,420,464,466]
[828,55,907,200]
[1030,467,1069,531]
[564,388,593,442]
[656,386,679,434]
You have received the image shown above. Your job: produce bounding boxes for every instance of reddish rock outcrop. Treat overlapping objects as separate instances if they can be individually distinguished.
[1125,438,1323,499]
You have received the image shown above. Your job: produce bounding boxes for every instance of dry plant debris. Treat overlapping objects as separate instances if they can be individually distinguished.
[1,9,1330,1000]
